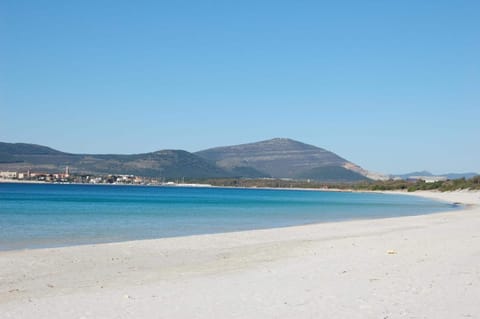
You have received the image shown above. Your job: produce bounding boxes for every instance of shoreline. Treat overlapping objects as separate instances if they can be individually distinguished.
[3,176,477,193]
[2,178,479,200]
[0,187,466,253]
[1,190,479,318]
[0,188,473,252]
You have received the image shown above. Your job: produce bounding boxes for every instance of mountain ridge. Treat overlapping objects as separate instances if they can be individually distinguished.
[0,143,230,179]
[393,171,479,180]
[0,138,378,181]
[195,138,378,181]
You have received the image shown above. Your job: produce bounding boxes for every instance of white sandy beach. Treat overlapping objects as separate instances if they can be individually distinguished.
[1,190,479,318]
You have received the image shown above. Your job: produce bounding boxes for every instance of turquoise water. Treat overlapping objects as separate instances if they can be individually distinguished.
[0,183,457,250]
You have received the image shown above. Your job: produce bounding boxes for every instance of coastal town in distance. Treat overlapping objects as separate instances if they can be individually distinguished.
[2,165,479,193]
[0,167,174,186]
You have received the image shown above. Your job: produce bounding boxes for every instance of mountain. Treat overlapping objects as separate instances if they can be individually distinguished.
[196,138,375,181]
[394,171,479,180]
[0,142,66,157]
[0,142,230,179]
[0,139,382,181]
[395,171,433,178]
[443,172,479,180]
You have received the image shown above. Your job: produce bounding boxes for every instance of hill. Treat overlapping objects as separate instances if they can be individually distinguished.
[394,171,479,180]
[196,138,373,181]
[0,139,380,181]
[0,143,229,178]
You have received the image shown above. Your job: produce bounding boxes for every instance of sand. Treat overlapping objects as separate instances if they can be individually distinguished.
[1,190,479,318]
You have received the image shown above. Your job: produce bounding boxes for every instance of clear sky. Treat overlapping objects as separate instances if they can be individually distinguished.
[1,1,479,174]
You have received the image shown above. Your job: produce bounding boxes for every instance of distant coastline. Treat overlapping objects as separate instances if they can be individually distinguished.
[0,178,212,188]
[1,176,479,193]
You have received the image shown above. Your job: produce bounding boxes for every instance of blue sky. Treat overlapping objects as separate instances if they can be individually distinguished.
[1,1,479,174]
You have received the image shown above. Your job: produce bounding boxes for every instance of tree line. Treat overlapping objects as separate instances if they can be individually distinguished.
[187,175,480,192]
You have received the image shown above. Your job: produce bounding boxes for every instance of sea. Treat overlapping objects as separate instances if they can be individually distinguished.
[0,183,458,250]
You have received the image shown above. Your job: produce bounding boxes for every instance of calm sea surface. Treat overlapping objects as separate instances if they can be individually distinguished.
[0,183,457,250]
